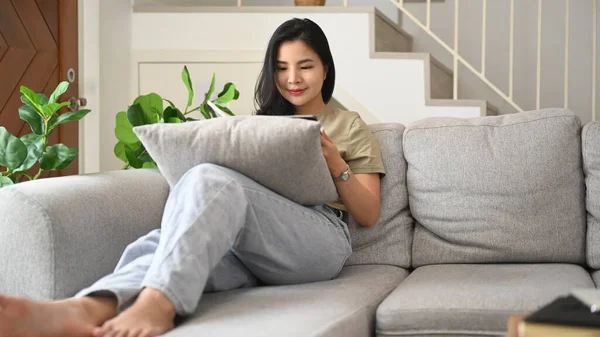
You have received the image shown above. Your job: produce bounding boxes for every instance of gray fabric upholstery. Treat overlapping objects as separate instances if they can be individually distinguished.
[404,108,586,267]
[592,270,600,287]
[582,121,600,268]
[133,116,338,205]
[376,264,594,337]
[165,265,408,337]
[0,169,169,300]
[345,123,413,268]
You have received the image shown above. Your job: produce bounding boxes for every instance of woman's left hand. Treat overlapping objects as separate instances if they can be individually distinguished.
[320,128,348,178]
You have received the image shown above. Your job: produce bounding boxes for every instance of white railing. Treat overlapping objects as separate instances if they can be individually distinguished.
[390,0,598,119]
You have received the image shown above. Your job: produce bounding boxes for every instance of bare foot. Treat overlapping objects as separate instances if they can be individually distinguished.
[93,288,176,337]
[0,293,116,337]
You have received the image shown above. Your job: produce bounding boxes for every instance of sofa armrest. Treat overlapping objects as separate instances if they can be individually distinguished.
[0,169,170,300]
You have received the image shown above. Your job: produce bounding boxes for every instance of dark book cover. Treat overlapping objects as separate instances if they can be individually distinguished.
[524,295,600,328]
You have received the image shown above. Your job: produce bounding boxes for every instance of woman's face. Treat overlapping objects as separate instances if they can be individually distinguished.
[275,40,327,113]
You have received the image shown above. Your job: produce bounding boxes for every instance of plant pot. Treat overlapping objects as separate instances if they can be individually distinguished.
[294,0,326,6]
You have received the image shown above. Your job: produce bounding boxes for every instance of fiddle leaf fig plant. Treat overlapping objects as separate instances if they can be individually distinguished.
[0,81,90,188]
[114,65,239,169]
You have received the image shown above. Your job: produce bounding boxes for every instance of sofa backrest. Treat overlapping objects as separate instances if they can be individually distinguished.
[344,123,414,269]
[403,108,586,267]
[582,121,600,269]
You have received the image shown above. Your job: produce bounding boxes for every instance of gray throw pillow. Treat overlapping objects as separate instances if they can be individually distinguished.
[405,108,586,267]
[582,121,600,268]
[132,116,339,206]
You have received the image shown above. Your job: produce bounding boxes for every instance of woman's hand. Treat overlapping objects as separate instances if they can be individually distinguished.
[320,128,348,178]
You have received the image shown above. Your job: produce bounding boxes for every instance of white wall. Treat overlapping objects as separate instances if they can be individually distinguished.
[78,0,135,174]
[98,0,134,173]
[78,0,100,174]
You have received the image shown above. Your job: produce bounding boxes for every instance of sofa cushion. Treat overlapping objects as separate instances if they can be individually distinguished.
[345,123,413,268]
[404,108,586,267]
[164,265,408,337]
[376,264,594,337]
[591,270,600,287]
[582,121,600,268]
[133,116,338,206]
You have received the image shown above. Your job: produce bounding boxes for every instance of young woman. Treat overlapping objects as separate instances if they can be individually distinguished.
[0,18,385,337]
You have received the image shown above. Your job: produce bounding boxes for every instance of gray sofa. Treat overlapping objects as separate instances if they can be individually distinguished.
[1,108,599,337]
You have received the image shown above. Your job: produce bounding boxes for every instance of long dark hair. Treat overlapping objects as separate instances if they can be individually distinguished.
[254,18,336,116]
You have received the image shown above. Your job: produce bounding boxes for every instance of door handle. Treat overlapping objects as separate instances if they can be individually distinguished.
[68,97,87,111]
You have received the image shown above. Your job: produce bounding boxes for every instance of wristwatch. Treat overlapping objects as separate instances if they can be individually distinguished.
[333,164,352,182]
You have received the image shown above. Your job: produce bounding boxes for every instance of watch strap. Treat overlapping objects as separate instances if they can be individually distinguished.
[333,164,351,182]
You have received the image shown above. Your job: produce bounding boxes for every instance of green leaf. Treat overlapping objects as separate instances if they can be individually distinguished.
[142,161,158,169]
[233,89,240,100]
[115,111,139,144]
[134,93,163,120]
[199,104,211,119]
[19,105,44,135]
[215,104,235,116]
[163,106,185,121]
[185,117,200,122]
[134,144,146,157]
[13,134,44,172]
[126,103,155,127]
[39,143,78,171]
[164,98,176,109]
[114,142,126,163]
[216,83,237,104]
[205,73,216,101]
[0,176,14,188]
[49,81,69,104]
[48,114,58,132]
[138,153,153,163]
[41,102,70,117]
[37,94,49,105]
[0,127,27,171]
[20,86,40,108]
[114,141,140,163]
[124,145,143,169]
[182,66,194,109]
[166,117,182,123]
[49,109,91,131]
[21,94,35,109]
[205,104,217,118]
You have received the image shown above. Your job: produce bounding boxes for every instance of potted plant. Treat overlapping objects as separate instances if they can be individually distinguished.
[114,66,240,169]
[0,82,91,188]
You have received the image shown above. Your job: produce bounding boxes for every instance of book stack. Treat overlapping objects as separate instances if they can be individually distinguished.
[518,292,600,337]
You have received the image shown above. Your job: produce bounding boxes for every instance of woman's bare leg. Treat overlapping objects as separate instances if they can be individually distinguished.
[0,293,117,337]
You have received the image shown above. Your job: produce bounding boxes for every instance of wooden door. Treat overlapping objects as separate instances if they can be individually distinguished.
[0,0,79,179]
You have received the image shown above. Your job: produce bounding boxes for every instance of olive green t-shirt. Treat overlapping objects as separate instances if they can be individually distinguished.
[315,109,386,211]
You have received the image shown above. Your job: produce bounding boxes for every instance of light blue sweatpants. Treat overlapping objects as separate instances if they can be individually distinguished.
[75,163,352,316]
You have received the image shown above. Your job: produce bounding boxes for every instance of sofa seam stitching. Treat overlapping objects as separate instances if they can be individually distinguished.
[405,115,576,133]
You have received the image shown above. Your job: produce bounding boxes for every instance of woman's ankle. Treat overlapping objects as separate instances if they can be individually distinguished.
[137,288,176,316]
[78,295,118,325]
